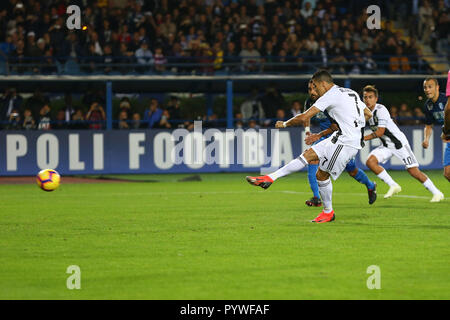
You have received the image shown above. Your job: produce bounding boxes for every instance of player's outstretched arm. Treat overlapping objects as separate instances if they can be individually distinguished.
[304,123,339,145]
[364,107,373,122]
[275,106,320,128]
[304,118,311,134]
[423,124,433,148]
[444,71,450,140]
[443,96,450,141]
[364,127,386,141]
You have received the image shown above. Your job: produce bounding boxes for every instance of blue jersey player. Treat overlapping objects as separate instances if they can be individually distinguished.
[303,80,377,206]
[444,71,450,181]
[422,76,450,181]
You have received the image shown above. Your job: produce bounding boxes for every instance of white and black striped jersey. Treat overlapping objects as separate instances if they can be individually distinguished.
[313,85,366,149]
[367,103,409,149]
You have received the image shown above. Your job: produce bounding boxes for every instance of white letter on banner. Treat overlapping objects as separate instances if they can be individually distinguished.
[172,128,189,165]
[184,132,204,169]
[203,129,222,165]
[37,134,59,169]
[204,130,235,167]
[242,129,265,167]
[69,134,85,170]
[183,121,204,169]
[6,134,27,171]
[413,129,433,166]
[129,133,145,169]
[93,134,104,170]
[154,132,174,170]
[270,130,293,168]
[220,130,235,168]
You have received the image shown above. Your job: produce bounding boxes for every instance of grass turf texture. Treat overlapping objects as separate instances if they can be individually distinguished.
[1,170,449,299]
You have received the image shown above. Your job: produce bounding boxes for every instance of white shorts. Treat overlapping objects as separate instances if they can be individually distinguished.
[311,136,359,180]
[368,144,419,169]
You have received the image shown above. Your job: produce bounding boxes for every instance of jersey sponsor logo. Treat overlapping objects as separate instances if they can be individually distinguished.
[433,111,445,121]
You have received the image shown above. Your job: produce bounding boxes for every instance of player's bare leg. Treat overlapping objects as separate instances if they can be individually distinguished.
[366,155,401,198]
[407,167,429,183]
[246,148,318,189]
[311,169,335,223]
[445,165,450,182]
[406,167,444,202]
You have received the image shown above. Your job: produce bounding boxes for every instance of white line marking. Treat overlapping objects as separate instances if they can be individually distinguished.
[0,189,447,200]
[278,190,449,200]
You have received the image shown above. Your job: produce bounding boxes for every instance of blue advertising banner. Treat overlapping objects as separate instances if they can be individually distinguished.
[0,126,447,176]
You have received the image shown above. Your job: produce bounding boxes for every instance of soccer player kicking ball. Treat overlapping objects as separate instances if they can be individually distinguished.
[304,80,377,206]
[246,70,372,223]
[362,85,444,202]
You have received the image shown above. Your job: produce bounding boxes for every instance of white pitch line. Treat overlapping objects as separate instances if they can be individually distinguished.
[1,189,447,200]
[278,190,449,200]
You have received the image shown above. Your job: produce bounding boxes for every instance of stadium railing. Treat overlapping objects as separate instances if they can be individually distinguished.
[1,53,447,76]
[0,116,429,131]
[0,74,447,130]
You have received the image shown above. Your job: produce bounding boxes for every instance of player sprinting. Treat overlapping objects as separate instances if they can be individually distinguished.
[303,80,377,206]
[362,85,444,202]
[246,70,372,223]
[422,77,450,181]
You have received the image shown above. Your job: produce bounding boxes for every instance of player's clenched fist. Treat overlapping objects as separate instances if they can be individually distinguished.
[275,121,285,128]
[422,141,429,149]
[305,133,321,145]
[441,132,450,142]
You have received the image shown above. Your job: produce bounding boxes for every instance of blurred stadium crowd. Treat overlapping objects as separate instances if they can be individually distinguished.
[0,0,448,75]
[0,0,448,129]
[0,85,428,130]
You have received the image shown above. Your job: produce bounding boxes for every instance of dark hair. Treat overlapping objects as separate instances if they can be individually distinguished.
[311,70,333,83]
[363,85,378,97]
[424,77,439,86]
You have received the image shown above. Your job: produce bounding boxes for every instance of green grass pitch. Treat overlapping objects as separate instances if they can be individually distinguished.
[1,170,449,299]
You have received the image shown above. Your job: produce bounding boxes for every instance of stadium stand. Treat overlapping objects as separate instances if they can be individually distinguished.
[0,0,448,76]
[0,0,448,129]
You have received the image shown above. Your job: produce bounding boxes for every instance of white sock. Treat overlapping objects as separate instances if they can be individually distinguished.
[423,178,441,195]
[268,155,308,181]
[377,170,397,187]
[318,178,333,213]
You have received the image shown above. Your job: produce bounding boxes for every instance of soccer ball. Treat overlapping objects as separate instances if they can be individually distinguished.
[36,169,61,192]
